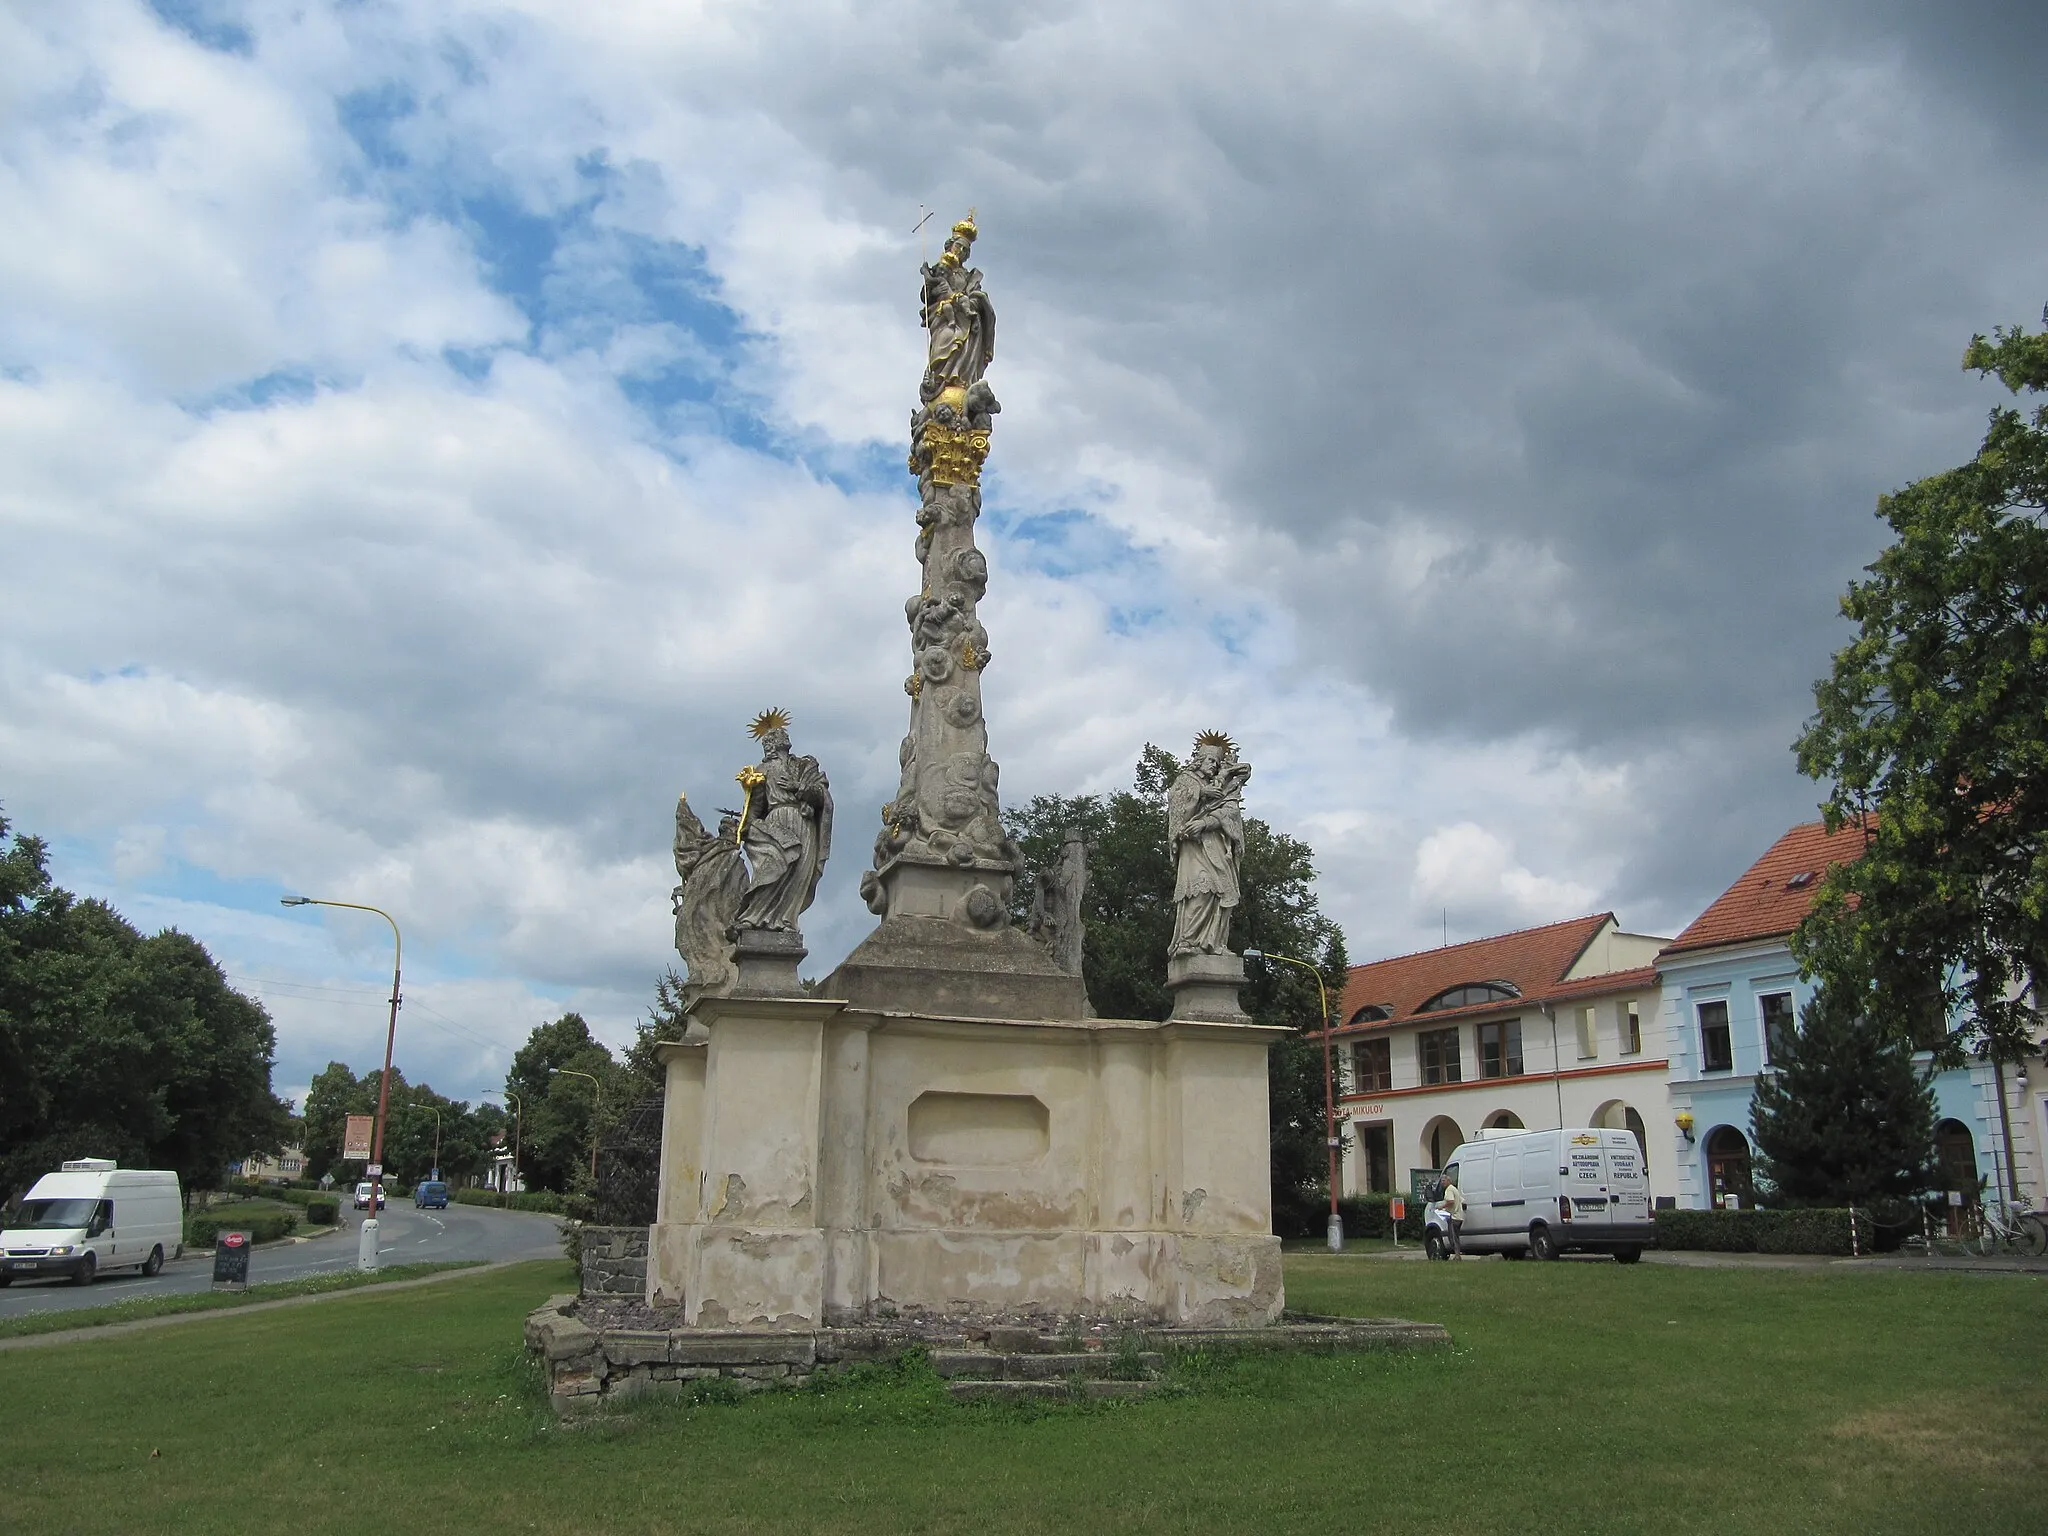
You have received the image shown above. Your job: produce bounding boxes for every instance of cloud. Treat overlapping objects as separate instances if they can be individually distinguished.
[4,1,2044,1106]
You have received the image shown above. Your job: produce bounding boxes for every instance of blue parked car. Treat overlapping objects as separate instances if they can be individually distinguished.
[413,1180,449,1209]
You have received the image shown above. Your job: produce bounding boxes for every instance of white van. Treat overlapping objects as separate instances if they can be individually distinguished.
[0,1160,184,1286]
[1426,1128,1654,1263]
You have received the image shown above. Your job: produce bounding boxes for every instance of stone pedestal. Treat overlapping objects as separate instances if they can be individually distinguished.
[828,852,1087,1022]
[648,997,1286,1328]
[1165,951,1250,1024]
[731,928,807,996]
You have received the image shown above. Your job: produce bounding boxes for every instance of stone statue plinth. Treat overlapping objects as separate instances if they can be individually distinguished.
[731,928,808,997]
[1166,951,1250,1024]
[648,995,1285,1329]
[826,852,1086,1022]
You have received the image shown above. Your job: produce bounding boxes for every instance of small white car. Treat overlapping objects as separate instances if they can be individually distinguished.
[352,1181,383,1211]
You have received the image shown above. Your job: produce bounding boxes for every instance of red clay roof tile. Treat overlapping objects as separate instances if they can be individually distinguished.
[1336,914,1617,1032]
[1659,817,1870,956]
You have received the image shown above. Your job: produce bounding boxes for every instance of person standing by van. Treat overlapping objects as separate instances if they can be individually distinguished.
[1441,1169,1467,1258]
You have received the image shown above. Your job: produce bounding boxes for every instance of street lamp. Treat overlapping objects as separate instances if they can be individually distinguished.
[552,1068,604,1182]
[414,1104,442,1181]
[1243,947,1344,1252]
[282,895,401,1271]
[484,1089,522,1199]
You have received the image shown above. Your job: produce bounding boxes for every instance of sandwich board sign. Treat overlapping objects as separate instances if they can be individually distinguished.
[343,1114,374,1162]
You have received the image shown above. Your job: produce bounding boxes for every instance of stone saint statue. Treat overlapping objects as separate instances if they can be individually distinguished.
[1029,826,1090,977]
[1168,732,1251,958]
[671,795,747,999]
[920,216,995,391]
[731,708,834,935]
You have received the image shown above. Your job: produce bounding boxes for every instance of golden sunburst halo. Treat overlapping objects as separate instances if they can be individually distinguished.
[1193,728,1236,756]
[748,707,792,740]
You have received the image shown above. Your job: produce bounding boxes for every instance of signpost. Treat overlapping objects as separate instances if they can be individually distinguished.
[343,1114,374,1162]
[1390,1197,1406,1248]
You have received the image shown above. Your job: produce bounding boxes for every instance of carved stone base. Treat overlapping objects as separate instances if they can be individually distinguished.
[827,853,1087,1022]
[730,928,807,996]
[1166,951,1249,1024]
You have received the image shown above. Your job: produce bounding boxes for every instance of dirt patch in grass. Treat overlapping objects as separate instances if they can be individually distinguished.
[1827,1395,2012,1471]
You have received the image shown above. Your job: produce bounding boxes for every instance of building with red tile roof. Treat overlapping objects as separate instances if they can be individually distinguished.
[1334,913,1674,1203]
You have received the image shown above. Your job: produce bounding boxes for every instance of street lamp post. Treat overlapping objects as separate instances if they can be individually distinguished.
[415,1104,442,1180]
[1244,947,1344,1252]
[553,1069,604,1182]
[281,896,401,1271]
[484,1090,522,1199]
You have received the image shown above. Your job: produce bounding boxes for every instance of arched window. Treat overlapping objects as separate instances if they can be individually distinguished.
[1347,1004,1393,1025]
[1483,1109,1524,1131]
[1421,1116,1465,1171]
[1417,981,1521,1013]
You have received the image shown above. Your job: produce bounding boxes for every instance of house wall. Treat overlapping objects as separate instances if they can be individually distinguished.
[1336,980,1674,1203]
[1659,939,2023,1209]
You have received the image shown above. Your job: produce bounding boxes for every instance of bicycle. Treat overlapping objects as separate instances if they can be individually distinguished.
[1967,1199,2048,1258]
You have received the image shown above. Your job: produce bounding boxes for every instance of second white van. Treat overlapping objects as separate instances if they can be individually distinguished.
[1427,1128,1654,1263]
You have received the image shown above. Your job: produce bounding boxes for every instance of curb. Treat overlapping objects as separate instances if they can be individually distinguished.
[0,1260,530,1353]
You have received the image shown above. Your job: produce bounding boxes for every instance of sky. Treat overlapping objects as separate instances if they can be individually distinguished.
[4,0,2045,1113]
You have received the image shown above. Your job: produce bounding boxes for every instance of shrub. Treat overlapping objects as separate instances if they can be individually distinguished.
[452,1188,566,1215]
[1652,1206,1860,1256]
[1335,1193,1426,1241]
[186,1210,300,1246]
[302,1199,339,1226]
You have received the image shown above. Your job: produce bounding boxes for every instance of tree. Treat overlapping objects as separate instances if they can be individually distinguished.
[1751,986,1939,1207]
[1007,746,1346,1235]
[1795,310,2048,1064]
[0,812,290,1204]
[504,1013,623,1193]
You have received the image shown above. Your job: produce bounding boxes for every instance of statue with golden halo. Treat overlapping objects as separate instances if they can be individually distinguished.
[1168,730,1252,958]
[730,708,834,935]
[919,212,995,394]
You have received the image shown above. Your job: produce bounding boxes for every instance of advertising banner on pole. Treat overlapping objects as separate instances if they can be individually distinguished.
[343,1114,374,1161]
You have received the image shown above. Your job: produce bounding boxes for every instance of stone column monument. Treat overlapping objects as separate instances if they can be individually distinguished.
[646,217,1283,1332]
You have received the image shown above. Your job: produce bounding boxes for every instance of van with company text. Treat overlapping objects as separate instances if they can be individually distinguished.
[1426,1128,1654,1263]
[1,1160,184,1286]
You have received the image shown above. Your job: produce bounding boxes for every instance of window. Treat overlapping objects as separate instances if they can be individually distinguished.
[1477,1019,1523,1078]
[1357,1122,1393,1193]
[1418,1027,1462,1085]
[1347,1004,1392,1025]
[1575,1006,1597,1060]
[1351,1037,1392,1093]
[1759,992,1797,1066]
[1906,976,1950,1052]
[1417,981,1521,1013]
[1698,999,1733,1072]
[1621,1001,1643,1055]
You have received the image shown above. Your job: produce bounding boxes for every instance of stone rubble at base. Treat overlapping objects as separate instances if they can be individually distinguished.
[526,1287,1452,1417]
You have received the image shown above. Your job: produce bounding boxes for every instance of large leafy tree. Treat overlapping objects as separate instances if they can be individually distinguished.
[1795,311,2048,1063]
[504,1013,629,1193]
[1750,987,1939,1208]
[0,813,291,1204]
[1007,746,1347,1235]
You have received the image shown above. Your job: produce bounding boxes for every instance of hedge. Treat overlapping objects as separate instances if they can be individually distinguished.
[186,1210,300,1246]
[302,1198,339,1225]
[1336,1193,1427,1241]
[1650,1206,1904,1256]
[453,1188,566,1214]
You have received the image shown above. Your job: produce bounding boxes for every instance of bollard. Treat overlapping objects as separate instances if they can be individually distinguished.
[358,1215,380,1271]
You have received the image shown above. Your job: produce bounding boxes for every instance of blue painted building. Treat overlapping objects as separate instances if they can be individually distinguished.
[1656,820,2029,1211]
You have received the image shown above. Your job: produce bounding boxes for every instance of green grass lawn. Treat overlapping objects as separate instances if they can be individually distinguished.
[1,1255,2040,1534]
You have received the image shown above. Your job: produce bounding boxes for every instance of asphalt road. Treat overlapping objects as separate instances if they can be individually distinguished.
[0,1200,563,1322]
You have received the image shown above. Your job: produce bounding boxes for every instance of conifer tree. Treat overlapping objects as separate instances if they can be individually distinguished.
[1751,986,1938,1207]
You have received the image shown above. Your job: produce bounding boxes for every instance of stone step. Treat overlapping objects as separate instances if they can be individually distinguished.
[930,1349,1164,1381]
[948,1379,1155,1403]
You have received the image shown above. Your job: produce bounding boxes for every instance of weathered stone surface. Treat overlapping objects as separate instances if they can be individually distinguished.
[580,1225,651,1299]
[927,1350,1000,1378]
[981,1325,1040,1354]
[946,1380,1070,1403]
[669,1333,817,1367]
[538,1316,599,1363]
[601,1330,672,1367]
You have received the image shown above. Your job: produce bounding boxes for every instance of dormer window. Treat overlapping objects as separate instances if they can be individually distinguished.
[1346,1004,1393,1025]
[1416,981,1521,1013]
[1785,871,1816,890]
